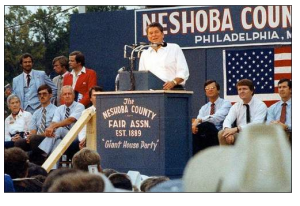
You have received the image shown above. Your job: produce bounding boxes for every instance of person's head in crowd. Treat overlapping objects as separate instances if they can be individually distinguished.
[37,84,53,106]
[4,147,29,179]
[19,53,34,73]
[69,51,85,70]
[236,79,255,103]
[102,168,118,178]
[146,22,164,45]
[27,162,48,178]
[42,168,79,192]
[89,86,103,106]
[72,148,102,173]
[61,85,75,107]
[278,79,292,102]
[31,174,47,184]
[108,173,133,191]
[48,171,105,192]
[52,56,69,75]
[7,94,21,115]
[204,80,220,100]
[140,176,170,192]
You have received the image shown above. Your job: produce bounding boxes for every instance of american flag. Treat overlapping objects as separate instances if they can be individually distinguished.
[223,46,291,107]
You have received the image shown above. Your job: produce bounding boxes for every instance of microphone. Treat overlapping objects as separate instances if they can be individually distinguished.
[115,67,126,91]
[150,42,167,47]
[132,42,148,47]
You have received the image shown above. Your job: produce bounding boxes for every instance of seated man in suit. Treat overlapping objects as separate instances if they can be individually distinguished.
[9,53,57,114]
[38,85,85,161]
[192,80,232,154]
[63,51,97,107]
[218,79,267,145]
[266,79,292,143]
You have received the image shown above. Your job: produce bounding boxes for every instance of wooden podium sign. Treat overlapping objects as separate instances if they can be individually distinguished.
[96,91,192,177]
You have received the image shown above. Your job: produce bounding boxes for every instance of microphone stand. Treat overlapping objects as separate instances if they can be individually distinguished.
[124,43,155,91]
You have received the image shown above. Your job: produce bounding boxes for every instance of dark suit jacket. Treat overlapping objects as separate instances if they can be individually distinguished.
[63,68,97,107]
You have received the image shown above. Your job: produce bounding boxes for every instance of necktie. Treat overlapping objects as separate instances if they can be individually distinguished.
[210,103,215,115]
[244,104,251,123]
[65,107,70,130]
[27,74,31,87]
[37,108,46,134]
[280,103,287,123]
[57,75,63,105]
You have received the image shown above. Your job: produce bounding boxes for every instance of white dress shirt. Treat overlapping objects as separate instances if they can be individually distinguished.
[78,105,96,141]
[139,43,189,85]
[5,110,32,141]
[71,66,86,89]
[223,97,267,130]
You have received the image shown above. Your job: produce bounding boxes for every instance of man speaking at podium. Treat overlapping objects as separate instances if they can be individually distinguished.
[139,22,189,90]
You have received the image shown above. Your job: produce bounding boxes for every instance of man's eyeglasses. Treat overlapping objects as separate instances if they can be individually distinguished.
[205,86,216,91]
[38,92,49,97]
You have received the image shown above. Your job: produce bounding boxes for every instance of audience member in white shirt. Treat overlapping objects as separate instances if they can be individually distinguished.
[218,79,267,145]
[5,94,32,148]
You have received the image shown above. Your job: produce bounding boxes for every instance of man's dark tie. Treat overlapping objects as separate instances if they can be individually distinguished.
[280,103,287,123]
[27,74,31,87]
[37,108,46,134]
[210,103,215,115]
[244,104,251,123]
[65,107,70,130]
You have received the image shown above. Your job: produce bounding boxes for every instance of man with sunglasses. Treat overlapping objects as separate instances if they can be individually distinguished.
[192,80,232,154]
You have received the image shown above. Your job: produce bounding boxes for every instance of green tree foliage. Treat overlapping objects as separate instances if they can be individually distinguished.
[29,6,71,74]
[4,6,72,85]
[5,6,33,84]
[86,5,126,12]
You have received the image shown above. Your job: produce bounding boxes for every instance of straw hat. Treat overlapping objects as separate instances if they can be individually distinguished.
[221,124,291,192]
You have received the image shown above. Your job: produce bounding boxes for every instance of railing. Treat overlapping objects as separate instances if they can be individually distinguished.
[42,109,97,173]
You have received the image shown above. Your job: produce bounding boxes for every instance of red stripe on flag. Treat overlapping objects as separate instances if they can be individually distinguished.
[274,73,291,79]
[275,46,292,54]
[274,60,292,67]
[264,100,279,107]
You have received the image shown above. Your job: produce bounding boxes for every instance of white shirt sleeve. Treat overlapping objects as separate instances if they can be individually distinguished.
[251,101,267,124]
[78,110,87,141]
[138,53,146,71]
[223,104,238,129]
[5,118,11,141]
[175,45,189,81]
[23,111,32,132]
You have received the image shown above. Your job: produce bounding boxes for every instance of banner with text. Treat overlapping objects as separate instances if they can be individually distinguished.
[135,6,292,48]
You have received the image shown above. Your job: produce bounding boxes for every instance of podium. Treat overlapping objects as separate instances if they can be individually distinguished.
[95,90,193,177]
[118,71,165,91]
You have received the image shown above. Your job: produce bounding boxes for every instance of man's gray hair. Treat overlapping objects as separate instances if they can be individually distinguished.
[61,85,75,95]
[7,94,20,105]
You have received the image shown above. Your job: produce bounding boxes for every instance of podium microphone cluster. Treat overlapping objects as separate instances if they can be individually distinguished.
[151,42,167,47]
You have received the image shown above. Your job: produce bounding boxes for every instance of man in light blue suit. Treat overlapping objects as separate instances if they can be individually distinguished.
[12,53,57,114]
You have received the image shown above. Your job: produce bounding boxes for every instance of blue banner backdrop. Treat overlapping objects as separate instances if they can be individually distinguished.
[135,6,292,48]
